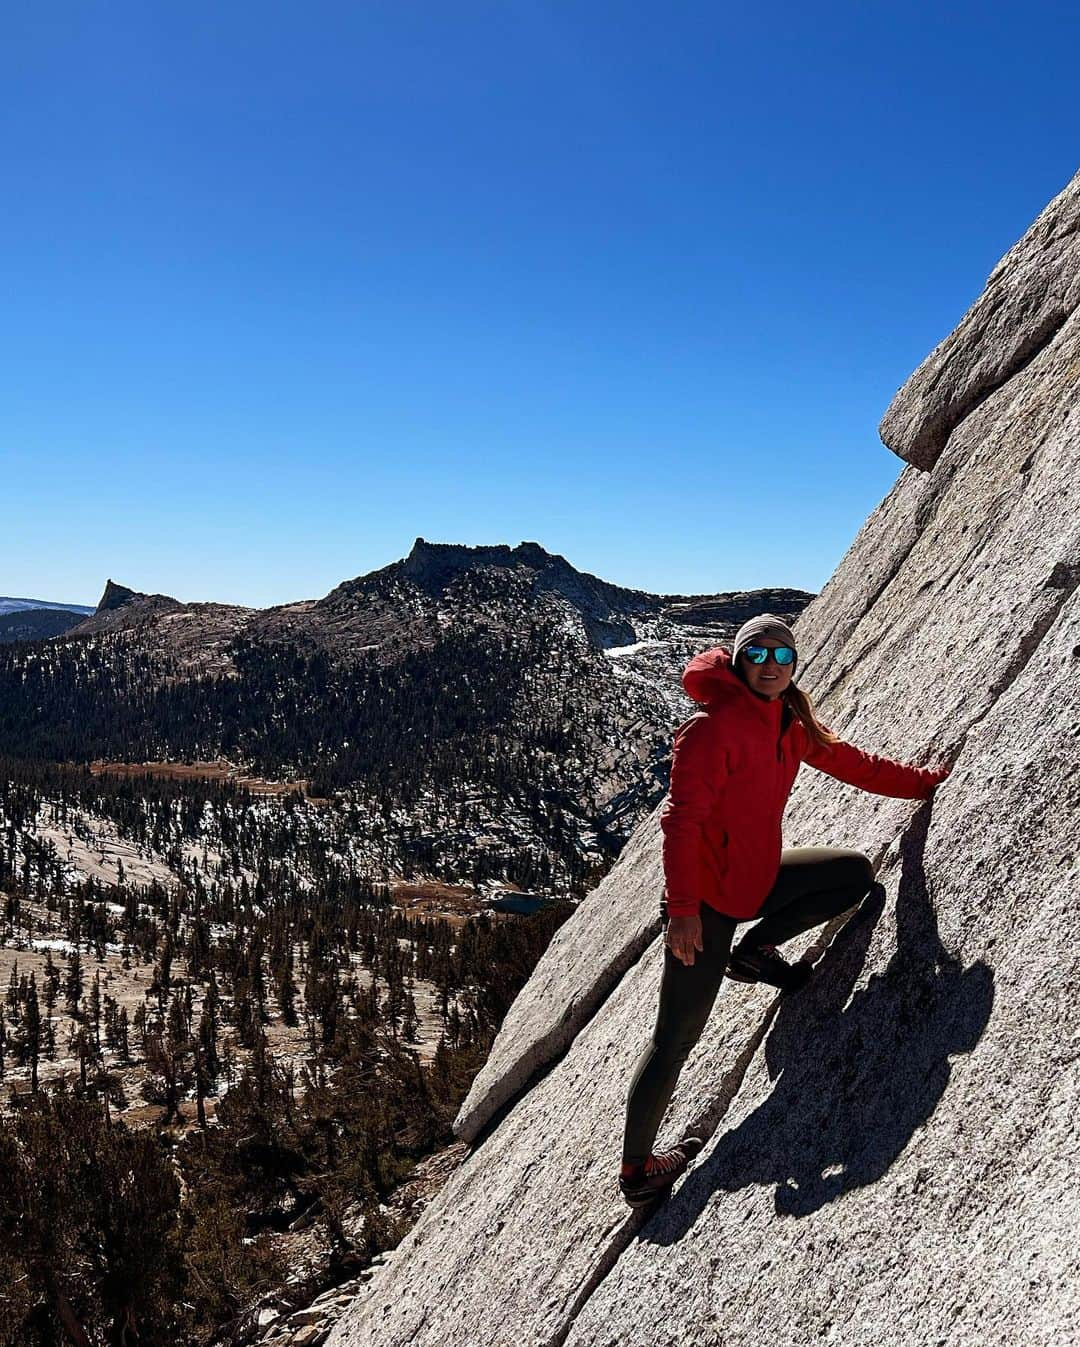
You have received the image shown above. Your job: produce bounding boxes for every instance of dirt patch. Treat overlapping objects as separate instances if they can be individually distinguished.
[390,880,483,927]
[88,759,328,803]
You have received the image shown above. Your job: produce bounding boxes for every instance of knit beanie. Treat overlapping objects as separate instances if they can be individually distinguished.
[731,613,798,677]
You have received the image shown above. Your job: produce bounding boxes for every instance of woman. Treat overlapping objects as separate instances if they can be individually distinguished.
[618,613,951,1208]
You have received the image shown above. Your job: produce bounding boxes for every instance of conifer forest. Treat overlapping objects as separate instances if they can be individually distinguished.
[0,570,800,1345]
[0,754,574,1345]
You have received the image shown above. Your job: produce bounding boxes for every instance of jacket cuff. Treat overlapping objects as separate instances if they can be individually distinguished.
[664,894,701,920]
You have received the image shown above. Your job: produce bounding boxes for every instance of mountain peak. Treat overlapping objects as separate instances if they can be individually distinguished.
[94,579,183,616]
[401,538,563,588]
[96,580,142,613]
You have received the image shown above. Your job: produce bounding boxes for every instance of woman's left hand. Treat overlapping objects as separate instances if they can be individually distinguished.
[928,742,963,784]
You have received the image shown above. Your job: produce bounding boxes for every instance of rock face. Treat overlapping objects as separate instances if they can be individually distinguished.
[73,579,190,635]
[326,171,1080,1347]
[303,537,813,660]
[96,579,143,612]
[880,173,1080,470]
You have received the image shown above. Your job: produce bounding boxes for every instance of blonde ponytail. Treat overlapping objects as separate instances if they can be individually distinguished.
[783,681,841,751]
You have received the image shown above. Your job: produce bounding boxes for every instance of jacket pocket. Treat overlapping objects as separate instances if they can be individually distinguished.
[702,828,729,879]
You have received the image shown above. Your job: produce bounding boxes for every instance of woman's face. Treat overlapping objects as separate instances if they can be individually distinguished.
[739,638,796,701]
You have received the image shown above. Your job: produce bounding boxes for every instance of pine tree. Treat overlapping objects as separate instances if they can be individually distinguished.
[87,971,102,1050]
[65,949,84,1016]
[24,978,41,1093]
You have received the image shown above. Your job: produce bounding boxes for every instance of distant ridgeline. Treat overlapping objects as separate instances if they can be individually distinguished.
[0,595,91,644]
[0,546,811,896]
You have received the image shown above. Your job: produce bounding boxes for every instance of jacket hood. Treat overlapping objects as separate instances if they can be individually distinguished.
[682,645,781,718]
[683,646,745,704]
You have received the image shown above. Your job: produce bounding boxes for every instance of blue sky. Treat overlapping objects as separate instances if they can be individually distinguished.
[2,2,1076,609]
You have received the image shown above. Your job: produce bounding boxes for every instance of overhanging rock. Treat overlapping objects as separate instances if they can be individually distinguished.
[879,168,1080,470]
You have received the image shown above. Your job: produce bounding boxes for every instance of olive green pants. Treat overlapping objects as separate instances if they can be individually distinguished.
[622,846,874,1167]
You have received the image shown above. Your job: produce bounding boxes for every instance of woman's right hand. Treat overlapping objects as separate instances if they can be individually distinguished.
[665,913,704,966]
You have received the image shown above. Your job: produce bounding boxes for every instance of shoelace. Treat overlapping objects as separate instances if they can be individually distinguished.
[644,1147,685,1177]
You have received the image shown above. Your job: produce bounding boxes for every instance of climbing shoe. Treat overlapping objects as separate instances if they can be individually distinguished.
[619,1136,704,1209]
[726,941,813,992]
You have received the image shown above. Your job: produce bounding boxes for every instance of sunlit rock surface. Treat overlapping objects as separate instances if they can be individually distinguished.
[328,170,1080,1347]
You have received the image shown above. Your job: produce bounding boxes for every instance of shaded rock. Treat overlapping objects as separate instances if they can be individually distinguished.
[72,578,189,636]
[96,579,144,612]
[327,173,1080,1347]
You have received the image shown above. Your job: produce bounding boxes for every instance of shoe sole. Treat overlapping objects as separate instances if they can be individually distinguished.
[619,1173,685,1208]
[724,966,763,983]
[620,1187,669,1208]
[619,1138,704,1208]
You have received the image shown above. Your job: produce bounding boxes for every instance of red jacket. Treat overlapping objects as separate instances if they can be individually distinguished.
[660,647,947,920]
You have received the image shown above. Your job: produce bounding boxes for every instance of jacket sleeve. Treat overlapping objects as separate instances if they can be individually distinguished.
[801,731,948,799]
[660,714,726,919]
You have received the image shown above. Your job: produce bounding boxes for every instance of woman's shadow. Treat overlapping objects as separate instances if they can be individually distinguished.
[645,802,995,1239]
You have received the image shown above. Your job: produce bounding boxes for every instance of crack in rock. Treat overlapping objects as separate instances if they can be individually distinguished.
[464,917,663,1152]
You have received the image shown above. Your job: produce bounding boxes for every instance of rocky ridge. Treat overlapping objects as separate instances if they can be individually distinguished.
[324,171,1080,1347]
[71,545,811,672]
[12,549,811,894]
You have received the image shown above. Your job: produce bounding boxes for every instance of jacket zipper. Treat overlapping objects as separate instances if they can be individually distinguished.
[776,701,793,761]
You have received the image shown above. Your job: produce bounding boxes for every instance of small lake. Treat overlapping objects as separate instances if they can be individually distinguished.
[487,893,553,915]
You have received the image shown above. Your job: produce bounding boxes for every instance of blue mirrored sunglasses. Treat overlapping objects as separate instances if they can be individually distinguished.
[742,645,795,666]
